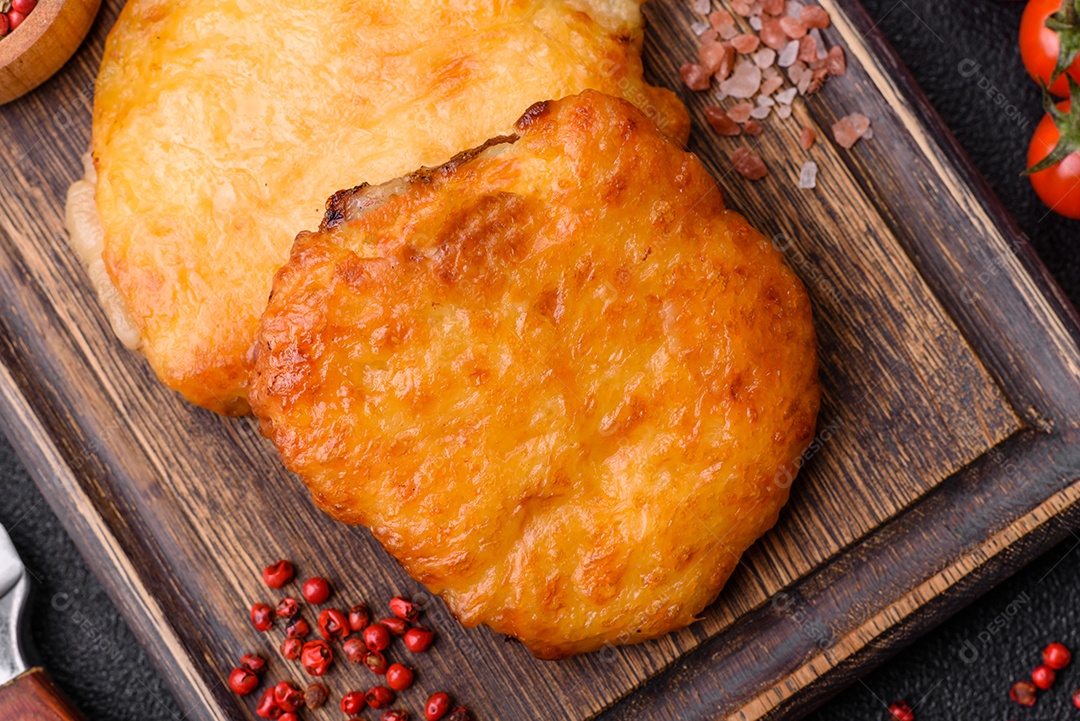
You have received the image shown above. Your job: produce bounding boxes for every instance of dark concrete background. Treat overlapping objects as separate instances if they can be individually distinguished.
[2,0,1079,718]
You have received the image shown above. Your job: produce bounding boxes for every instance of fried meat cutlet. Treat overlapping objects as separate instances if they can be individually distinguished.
[249,91,820,658]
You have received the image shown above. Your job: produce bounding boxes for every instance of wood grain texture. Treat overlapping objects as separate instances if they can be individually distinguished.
[0,0,1078,720]
[0,668,87,720]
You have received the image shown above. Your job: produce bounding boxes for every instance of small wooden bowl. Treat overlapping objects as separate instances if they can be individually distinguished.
[0,0,101,105]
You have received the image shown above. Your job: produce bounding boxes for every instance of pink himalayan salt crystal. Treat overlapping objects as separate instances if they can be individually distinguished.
[779,16,807,39]
[800,127,816,149]
[807,65,829,94]
[727,102,755,123]
[680,62,712,91]
[731,0,753,16]
[700,39,732,74]
[732,34,761,53]
[744,119,765,136]
[799,161,818,189]
[719,60,762,98]
[833,112,871,148]
[798,35,818,64]
[709,8,734,29]
[732,147,768,180]
[715,43,737,80]
[826,46,847,75]
[754,48,777,68]
[704,107,742,136]
[760,75,784,95]
[800,5,830,29]
[760,19,789,49]
[692,0,711,15]
[778,40,800,67]
[762,0,784,14]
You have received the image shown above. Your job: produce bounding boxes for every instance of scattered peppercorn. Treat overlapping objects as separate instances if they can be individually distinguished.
[240,653,267,674]
[364,623,392,652]
[262,560,294,589]
[1032,664,1056,690]
[280,638,302,660]
[382,711,410,721]
[273,681,304,712]
[251,603,274,632]
[386,664,414,691]
[302,577,331,604]
[381,617,409,636]
[404,626,435,652]
[364,650,390,675]
[445,707,473,721]
[301,640,333,676]
[389,596,419,622]
[425,693,452,721]
[285,616,310,639]
[276,597,299,618]
[348,603,372,632]
[228,667,259,695]
[1010,680,1038,707]
[366,685,396,709]
[318,608,350,641]
[888,700,914,721]
[341,691,367,715]
[255,687,282,719]
[304,683,328,709]
[343,637,367,664]
[1043,642,1071,670]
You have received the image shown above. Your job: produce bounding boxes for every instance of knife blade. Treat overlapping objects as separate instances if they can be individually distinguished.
[0,521,85,719]
[0,521,30,688]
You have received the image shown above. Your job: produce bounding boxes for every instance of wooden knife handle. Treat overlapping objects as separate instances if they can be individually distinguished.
[0,668,86,720]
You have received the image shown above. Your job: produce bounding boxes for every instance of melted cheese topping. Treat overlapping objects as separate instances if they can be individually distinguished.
[65,154,141,350]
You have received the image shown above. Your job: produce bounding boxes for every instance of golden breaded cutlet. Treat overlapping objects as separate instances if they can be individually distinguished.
[84,0,689,413]
[250,91,820,658]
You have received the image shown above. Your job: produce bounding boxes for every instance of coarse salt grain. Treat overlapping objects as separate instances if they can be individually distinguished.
[778,40,800,67]
[719,60,762,98]
[692,0,711,15]
[833,112,871,148]
[758,94,775,106]
[732,147,768,180]
[749,15,763,30]
[727,102,755,123]
[776,104,793,119]
[799,161,818,189]
[754,48,777,67]
[704,106,742,135]
[691,20,710,35]
[776,87,798,104]
[826,46,846,75]
[751,104,772,119]
[801,5,830,28]
[732,34,761,53]
[761,76,784,95]
[786,1,805,17]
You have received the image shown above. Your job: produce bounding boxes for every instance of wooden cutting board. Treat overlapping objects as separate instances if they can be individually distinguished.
[2,1,1080,719]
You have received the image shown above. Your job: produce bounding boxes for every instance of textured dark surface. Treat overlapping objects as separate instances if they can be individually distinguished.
[0,0,1078,719]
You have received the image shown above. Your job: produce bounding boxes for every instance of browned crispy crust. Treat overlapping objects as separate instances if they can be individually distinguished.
[251,91,820,658]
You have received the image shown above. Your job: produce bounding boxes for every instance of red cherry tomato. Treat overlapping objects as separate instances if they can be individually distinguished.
[11,0,37,14]
[1028,99,1080,218]
[1021,0,1080,97]
[7,10,26,30]
[0,14,9,36]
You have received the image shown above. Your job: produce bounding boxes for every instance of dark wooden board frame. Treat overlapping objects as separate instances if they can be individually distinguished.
[1,0,1080,719]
